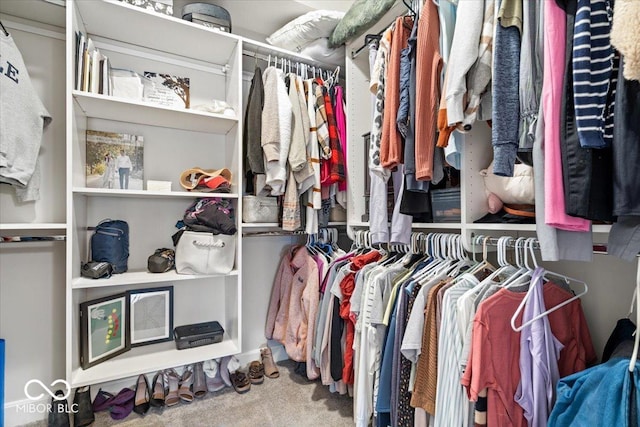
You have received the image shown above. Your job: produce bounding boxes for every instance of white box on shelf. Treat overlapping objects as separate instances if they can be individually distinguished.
[147,180,172,191]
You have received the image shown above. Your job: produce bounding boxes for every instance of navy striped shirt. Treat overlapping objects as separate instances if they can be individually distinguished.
[572,0,616,148]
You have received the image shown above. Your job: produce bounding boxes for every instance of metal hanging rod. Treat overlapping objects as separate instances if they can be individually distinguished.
[470,234,638,257]
[1,235,66,243]
[241,49,342,79]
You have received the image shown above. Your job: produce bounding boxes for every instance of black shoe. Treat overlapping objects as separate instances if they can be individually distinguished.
[47,390,70,427]
[73,386,95,427]
[133,374,151,415]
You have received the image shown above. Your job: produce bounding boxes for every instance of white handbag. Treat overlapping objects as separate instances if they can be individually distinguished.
[175,231,236,275]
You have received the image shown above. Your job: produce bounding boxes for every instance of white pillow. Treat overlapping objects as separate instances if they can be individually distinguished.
[266,10,345,52]
[299,38,345,66]
[480,161,535,205]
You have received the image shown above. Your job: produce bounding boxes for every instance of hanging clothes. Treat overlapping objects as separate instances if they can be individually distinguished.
[461,282,596,427]
[0,32,52,201]
[414,0,442,182]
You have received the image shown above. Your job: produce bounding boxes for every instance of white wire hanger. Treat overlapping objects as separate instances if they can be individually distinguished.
[510,245,589,332]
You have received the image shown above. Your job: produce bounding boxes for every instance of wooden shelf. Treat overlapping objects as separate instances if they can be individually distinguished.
[72,269,238,289]
[73,91,238,134]
[75,0,240,65]
[70,335,239,387]
[72,187,239,199]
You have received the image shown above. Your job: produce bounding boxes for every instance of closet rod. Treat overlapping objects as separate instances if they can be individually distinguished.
[241,49,340,77]
[0,235,66,243]
[473,235,638,257]
[351,32,384,60]
[242,230,307,238]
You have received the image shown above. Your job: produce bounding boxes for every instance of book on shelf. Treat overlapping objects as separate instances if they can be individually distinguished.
[75,33,112,96]
[86,130,144,191]
[142,72,190,109]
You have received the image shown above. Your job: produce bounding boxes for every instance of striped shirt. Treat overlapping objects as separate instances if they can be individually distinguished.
[433,277,476,427]
[572,0,615,148]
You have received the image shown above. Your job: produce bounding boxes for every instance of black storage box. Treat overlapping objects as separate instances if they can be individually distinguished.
[182,3,231,33]
[174,321,224,350]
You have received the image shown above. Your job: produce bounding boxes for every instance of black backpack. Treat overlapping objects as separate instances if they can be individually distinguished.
[91,219,129,274]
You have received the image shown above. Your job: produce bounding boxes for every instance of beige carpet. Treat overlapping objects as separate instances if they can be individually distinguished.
[27,360,353,427]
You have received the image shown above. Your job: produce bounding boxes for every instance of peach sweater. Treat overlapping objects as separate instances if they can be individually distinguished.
[414,0,442,181]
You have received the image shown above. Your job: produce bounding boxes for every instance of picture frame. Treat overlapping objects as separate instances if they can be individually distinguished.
[85,130,144,191]
[79,293,130,369]
[127,286,174,347]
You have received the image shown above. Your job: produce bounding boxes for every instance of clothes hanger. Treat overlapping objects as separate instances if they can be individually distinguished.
[0,20,9,37]
[402,0,416,16]
[510,247,589,332]
[629,257,640,372]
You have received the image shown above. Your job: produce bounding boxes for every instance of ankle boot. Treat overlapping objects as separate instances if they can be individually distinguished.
[73,386,94,427]
[192,362,207,398]
[47,390,70,427]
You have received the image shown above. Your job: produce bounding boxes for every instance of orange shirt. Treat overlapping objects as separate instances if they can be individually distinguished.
[414,0,442,181]
[380,16,413,170]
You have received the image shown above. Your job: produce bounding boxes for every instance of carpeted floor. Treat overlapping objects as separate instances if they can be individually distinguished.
[27,360,353,427]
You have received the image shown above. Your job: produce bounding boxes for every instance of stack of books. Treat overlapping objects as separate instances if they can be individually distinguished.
[75,32,112,95]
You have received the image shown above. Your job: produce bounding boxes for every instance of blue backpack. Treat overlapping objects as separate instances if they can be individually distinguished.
[91,219,129,273]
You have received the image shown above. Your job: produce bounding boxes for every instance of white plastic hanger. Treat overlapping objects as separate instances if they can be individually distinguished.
[510,249,589,332]
[629,257,640,372]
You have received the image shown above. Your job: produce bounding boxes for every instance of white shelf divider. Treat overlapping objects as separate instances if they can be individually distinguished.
[72,269,238,289]
[0,223,67,231]
[73,91,238,134]
[72,187,238,199]
[70,335,239,387]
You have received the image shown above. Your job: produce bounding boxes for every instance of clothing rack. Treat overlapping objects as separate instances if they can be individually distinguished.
[351,32,384,59]
[470,234,640,258]
[241,49,342,80]
[350,0,419,59]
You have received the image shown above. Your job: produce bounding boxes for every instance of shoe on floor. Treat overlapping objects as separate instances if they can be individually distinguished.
[73,386,95,427]
[230,370,251,394]
[48,390,70,427]
[248,360,265,384]
[261,346,279,378]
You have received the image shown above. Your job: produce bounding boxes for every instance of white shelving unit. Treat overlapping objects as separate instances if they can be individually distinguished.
[65,0,243,387]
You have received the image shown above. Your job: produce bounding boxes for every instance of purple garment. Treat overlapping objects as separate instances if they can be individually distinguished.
[515,267,564,427]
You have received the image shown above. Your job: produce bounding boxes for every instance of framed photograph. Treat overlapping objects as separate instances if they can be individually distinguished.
[79,293,129,369]
[85,130,144,190]
[127,286,174,347]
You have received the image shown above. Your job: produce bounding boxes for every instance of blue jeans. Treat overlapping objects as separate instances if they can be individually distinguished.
[119,168,130,189]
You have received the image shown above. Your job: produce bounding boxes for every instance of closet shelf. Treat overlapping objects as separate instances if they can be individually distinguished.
[241,222,347,229]
[70,335,239,387]
[72,269,238,289]
[0,223,66,231]
[72,188,239,199]
[413,223,462,229]
[0,0,65,29]
[73,91,238,134]
[75,0,239,64]
[466,223,537,232]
